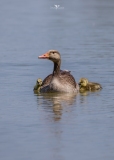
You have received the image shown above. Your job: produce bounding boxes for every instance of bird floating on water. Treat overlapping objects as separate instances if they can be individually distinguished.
[33,78,42,92]
[79,77,102,92]
[38,50,79,93]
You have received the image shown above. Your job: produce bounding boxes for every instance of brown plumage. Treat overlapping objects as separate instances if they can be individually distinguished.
[38,50,79,93]
[42,74,52,88]
[42,70,71,87]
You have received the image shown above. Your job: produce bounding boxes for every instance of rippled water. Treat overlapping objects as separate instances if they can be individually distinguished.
[0,0,114,160]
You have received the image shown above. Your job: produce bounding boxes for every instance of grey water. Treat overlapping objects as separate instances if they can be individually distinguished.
[0,0,114,159]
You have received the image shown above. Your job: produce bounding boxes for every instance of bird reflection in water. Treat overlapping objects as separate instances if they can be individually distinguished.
[79,89,102,105]
[52,102,62,121]
[34,92,77,121]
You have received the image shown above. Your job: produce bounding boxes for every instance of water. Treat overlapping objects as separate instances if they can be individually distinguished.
[0,0,114,160]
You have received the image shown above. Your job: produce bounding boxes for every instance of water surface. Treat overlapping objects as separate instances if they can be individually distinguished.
[0,0,114,160]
